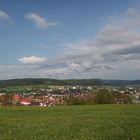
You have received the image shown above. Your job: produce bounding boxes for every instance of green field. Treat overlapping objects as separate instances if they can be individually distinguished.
[0,105,140,140]
[0,85,66,92]
[1,85,46,92]
[48,85,65,89]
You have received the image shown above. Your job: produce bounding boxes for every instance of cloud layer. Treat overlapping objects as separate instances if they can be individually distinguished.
[37,8,140,79]
[0,8,140,80]
[27,8,139,79]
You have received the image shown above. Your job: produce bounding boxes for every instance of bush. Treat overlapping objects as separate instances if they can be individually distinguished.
[95,89,115,104]
[64,93,96,105]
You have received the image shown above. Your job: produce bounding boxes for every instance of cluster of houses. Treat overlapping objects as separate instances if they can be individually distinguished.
[119,87,140,103]
[13,94,64,106]
[0,86,89,106]
[0,93,64,106]
[0,86,140,106]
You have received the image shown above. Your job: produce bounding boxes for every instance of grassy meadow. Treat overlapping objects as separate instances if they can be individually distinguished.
[0,104,140,140]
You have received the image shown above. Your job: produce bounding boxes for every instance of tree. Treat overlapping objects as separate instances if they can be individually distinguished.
[0,94,13,106]
[95,89,115,104]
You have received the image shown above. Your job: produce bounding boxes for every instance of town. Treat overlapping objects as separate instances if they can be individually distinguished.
[0,85,140,106]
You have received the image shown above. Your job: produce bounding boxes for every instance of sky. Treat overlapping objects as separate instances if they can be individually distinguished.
[0,0,140,80]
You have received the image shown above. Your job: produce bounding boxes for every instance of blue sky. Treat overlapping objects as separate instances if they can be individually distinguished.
[0,0,140,80]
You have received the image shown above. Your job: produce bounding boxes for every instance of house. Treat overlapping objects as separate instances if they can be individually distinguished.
[0,93,6,96]
[13,94,22,101]
[12,94,22,105]
[20,99,30,106]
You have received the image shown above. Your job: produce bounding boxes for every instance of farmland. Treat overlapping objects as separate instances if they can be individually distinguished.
[0,104,140,140]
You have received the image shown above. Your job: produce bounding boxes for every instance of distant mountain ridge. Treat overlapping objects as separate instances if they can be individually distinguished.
[0,78,140,87]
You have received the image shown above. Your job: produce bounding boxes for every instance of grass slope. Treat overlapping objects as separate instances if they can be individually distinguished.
[0,105,140,140]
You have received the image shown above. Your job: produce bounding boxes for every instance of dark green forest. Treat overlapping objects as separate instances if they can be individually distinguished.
[0,78,140,87]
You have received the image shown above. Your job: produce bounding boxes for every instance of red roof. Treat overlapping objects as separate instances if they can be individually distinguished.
[21,99,30,103]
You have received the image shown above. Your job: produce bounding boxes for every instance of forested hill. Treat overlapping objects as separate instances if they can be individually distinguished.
[0,78,140,87]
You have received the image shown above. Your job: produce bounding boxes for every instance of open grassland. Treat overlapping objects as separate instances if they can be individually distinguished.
[0,105,140,140]
[48,85,65,89]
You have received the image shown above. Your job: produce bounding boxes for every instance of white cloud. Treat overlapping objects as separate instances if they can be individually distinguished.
[18,56,47,65]
[0,10,10,20]
[25,13,57,28]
